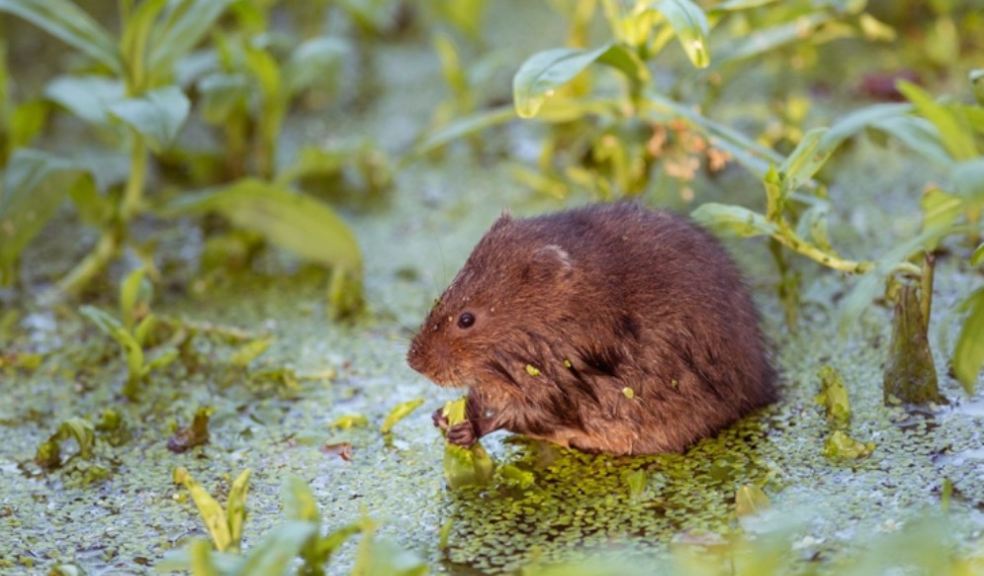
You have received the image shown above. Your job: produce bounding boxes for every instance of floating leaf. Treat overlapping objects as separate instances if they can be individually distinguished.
[735,484,769,517]
[652,0,710,68]
[331,414,369,430]
[108,85,191,152]
[381,398,424,434]
[441,398,495,489]
[815,365,851,426]
[513,43,648,119]
[690,203,777,238]
[823,430,874,459]
[0,0,121,73]
[953,289,984,394]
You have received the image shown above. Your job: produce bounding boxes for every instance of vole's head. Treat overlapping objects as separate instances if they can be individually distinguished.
[407,213,576,389]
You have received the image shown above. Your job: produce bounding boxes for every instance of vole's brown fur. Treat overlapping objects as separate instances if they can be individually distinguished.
[407,203,777,455]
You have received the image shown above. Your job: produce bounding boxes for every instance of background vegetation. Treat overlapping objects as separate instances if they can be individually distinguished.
[0,0,982,574]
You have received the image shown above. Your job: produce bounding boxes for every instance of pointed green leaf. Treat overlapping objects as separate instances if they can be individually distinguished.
[165,179,362,273]
[119,267,149,330]
[651,0,710,68]
[897,80,977,160]
[954,289,984,394]
[44,75,126,127]
[690,203,777,238]
[513,43,648,119]
[0,0,121,73]
[226,469,251,551]
[779,127,835,194]
[173,467,233,552]
[381,398,424,434]
[108,85,190,152]
[413,105,515,156]
[283,477,320,523]
[120,0,167,91]
[713,12,831,68]
[149,0,235,78]
[238,521,317,576]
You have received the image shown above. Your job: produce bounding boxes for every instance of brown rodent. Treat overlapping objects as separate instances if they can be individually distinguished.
[407,202,777,455]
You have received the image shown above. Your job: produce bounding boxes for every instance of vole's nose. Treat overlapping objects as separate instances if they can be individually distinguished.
[406,340,425,373]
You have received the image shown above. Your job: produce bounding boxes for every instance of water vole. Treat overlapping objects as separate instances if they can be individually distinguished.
[407,202,777,455]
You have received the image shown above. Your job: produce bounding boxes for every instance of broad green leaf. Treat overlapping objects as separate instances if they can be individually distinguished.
[165,179,362,272]
[44,75,126,127]
[651,0,710,68]
[952,159,984,203]
[149,0,234,79]
[284,36,348,97]
[381,398,424,434]
[238,521,317,576]
[226,469,251,551]
[413,106,515,156]
[120,0,168,92]
[690,203,777,238]
[0,149,85,284]
[954,289,984,394]
[0,0,122,73]
[173,467,233,552]
[108,85,190,152]
[197,73,250,124]
[897,81,977,160]
[353,534,429,576]
[779,127,836,194]
[735,484,769,517]
[275,145,353,186]
[513,43,649,119]
[920,187,961,247]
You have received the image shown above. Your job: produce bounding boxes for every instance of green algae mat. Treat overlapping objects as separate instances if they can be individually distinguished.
[2,1,984,575]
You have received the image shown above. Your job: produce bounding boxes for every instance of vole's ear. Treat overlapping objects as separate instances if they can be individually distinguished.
[528,244,574,283]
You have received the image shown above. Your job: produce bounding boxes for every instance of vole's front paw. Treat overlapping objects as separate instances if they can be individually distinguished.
[447,421,477,446]
[432,408,449,431]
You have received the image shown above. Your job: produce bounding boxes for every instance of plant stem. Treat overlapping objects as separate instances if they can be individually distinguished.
[920,252,935,329]
[121,133,147,222]
[772,226,872,274]
[56,230,120,296]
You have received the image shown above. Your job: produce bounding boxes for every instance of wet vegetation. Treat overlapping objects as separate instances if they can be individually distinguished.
[1,0,983,574]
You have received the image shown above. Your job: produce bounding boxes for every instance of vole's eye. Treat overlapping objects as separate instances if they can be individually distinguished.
[457,312,476,329]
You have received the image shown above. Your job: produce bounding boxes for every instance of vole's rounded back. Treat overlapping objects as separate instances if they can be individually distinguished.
[407,202,776,455]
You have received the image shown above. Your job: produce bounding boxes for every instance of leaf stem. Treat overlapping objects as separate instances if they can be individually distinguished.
[771,225,872,274]
[56,230,120,296]
[121,132,147,222]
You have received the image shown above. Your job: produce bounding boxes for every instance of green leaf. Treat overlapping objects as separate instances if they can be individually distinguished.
[381,398,424,434]
[165,179,362,273]
[713,12,831,68]
[953,289,984,394]
[331,414,369,429]
[815,365,851,426]
[197,73,250,124]
[119,267,150,330]
[413,106,515,156]
[0,0,122,73]
[690,203,777,238]
[229,338,272,367]
[735,484,769,517]
[67,173,112,227]
[0,149,86,284]
[794,204,833,252]
[353,534,428,576]
[283,477,320,523]
[441,398,495,489]
[44,75,126,127]
[173,467,233,552]
[226,469,251,551]
[8,100,48,149]
[822,102,910,146]
[897,81,977,161]
[120,0,168,92]
[823,430,874,459]
[238,521,317,576]
[187,539,221,576]
[779,127,836,194]
[651,0,710,68]
[284,36,348,97]
[952,159,984,203]
[56,417,96,460]
[920,187,962,249]
[275,145,353,186]
[108,85,190,152]
[513,43,649,119]
[972,243,984,267]
[148,0,234,79]
[872,114,953,167]
[79,305,144,381]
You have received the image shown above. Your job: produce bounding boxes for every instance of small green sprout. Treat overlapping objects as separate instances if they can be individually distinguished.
[173,467,252,553]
